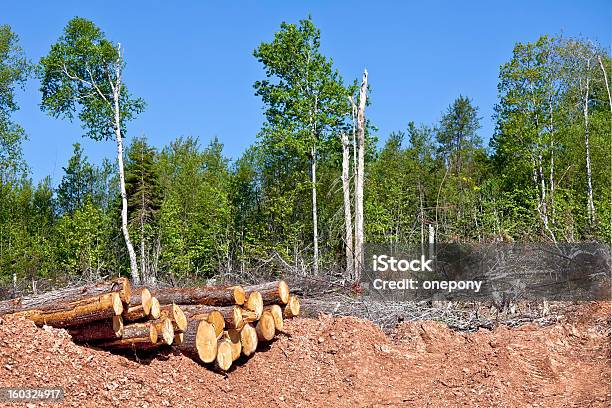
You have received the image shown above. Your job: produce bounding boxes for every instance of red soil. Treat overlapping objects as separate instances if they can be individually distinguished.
[0,301,609,407]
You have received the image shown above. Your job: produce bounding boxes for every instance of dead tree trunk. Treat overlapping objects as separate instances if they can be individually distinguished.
[599,55,612,115]
[354,69,368,284]
[341,132,354,280]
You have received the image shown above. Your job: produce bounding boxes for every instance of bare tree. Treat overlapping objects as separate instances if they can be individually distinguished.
[598,55,612,116]
[354,69,368,284]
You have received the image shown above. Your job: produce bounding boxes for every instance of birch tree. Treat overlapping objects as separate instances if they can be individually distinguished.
[39,18,145,284]
[254,17,351,275]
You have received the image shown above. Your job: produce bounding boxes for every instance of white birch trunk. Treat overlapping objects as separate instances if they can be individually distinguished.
[583,63,595,225]
[310,144,319,276]
[112,49,140,285]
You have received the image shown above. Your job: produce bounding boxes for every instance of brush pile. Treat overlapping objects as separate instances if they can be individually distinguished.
[0,278,299,371]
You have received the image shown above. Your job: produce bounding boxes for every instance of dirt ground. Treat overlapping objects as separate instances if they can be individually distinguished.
[0,301,609,408]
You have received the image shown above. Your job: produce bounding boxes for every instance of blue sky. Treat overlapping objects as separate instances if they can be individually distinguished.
[4,1,610,184]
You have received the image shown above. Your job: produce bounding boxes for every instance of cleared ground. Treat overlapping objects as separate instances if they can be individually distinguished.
[0,301,609,407]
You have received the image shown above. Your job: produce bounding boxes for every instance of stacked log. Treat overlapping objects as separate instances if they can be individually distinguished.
[0,279,299,372]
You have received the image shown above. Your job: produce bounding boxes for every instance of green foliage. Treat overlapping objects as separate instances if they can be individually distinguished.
[57,143,95,215]
[1,18,610,285]
[38,17,144,141]
[0,25,30,181]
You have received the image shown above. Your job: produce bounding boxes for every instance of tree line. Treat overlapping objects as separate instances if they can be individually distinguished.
[0,17,609,286]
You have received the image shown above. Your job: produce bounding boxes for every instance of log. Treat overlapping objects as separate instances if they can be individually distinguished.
[159,304,187,332]
[176,319,217,363]
[206,310,225,338]
[10,292,124,327]
[97,321,157,349]
[244,280,290,305]
[174,332,184,346]
[240,323,258,357]
[284,295,300,318]
[240,308,258,324]
[150,297,161,319]
[181,310,225,338]
[255,310,275,342]
[216,338,233,371]
[152,285,245,307]
[265,304,284,332]
[179,305,243,330]
[224,329,242,362]
[122,288,153,321]
[150,317,175,345]
[67,315,123,342]
[245,291,263,319]
[0,278,131,315]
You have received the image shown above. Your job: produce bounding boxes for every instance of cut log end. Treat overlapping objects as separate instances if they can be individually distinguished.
[240,323,258,357]
[225,329,242,361]
[207,310,225,337]
[231,306,243,330]
[112,292,124,316]
[158,317,175,345]
[160,304,187,332]
[150,297,161,319]
[216,339,233,371]
[284,295,300,318]
[256,310,276,342]
[196,321,218,363]
[267,304,284,332]
[245,291,263,319]
[140,288,152,315]
[278,280,290,304]
[232,286,246,306]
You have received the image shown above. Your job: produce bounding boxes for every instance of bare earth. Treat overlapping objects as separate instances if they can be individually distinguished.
[0,302,609,407]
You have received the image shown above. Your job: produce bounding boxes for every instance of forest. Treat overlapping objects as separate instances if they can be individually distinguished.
[0,17,610,287]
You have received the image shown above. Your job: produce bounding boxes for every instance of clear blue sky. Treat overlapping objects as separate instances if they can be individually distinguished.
[5,1,610,184]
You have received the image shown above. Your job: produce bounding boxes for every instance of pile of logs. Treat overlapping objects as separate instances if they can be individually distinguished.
[0,278,300,371]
